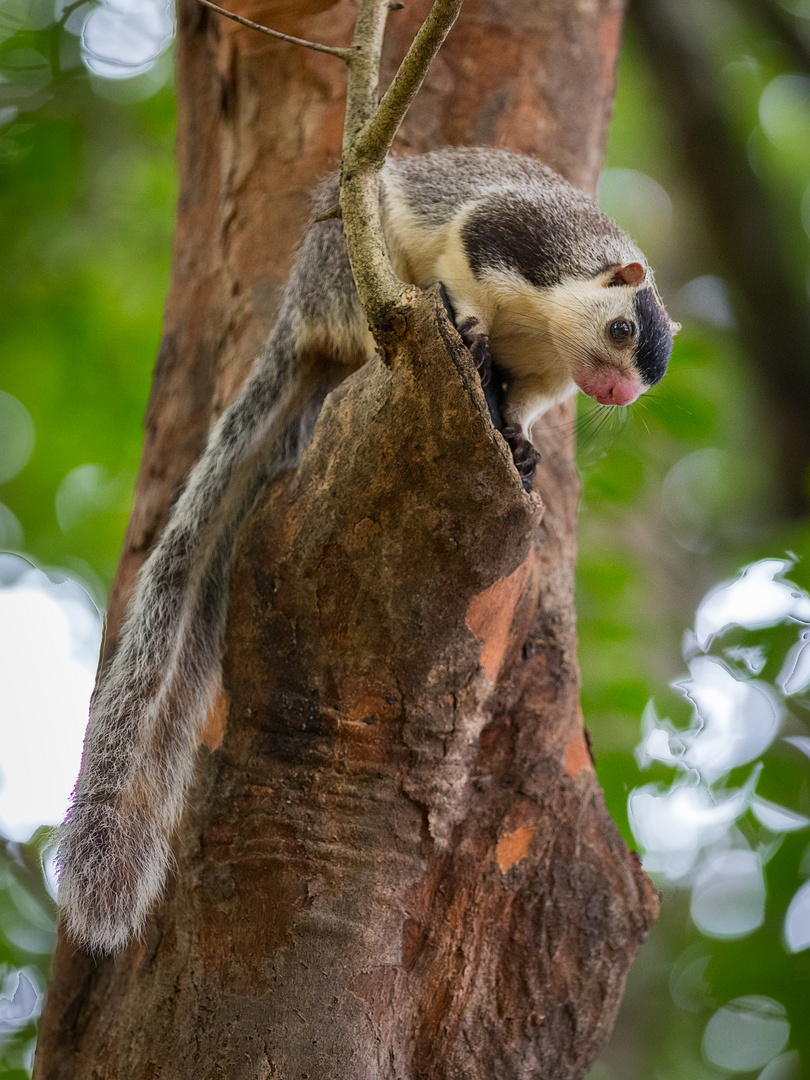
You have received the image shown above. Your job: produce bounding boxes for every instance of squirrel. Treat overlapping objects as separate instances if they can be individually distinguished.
[57,147,677,954]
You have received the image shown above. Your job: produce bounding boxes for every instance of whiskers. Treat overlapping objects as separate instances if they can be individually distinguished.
[634,396,653,437]
[641,389,692,416]
[577,403,628,458]
[539,396,660,462]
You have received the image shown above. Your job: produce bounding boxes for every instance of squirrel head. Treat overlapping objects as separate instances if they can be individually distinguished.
[549,262,679,407]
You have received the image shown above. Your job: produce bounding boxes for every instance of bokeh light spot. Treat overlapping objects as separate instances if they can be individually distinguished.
[0,557,101,840]
[703,996,790,1072]
[0,391,35,484]
[695,560,810,650]
[629,782,746,878]
[783,879,810,953]
[597,168,673,254]
[0,502,24,550]
[676,655,780,783]
[669,950,712,1013]
[54,462,133,533]
[0,969,39,1031]
[660,449,731,554]
[759,74,810,156]
[751,796,810,833]
[675,275,736,330]
[80,0,174,79]
[779,631,810,695]
[690,850,766,939]
[757,1050,801,1080]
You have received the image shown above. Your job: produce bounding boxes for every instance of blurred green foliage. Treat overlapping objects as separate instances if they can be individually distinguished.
[576,10,810,1078]
[0,831,55,1077]
[0,1,176,1065]
[0,2,175,590]
[1,0,809,1076]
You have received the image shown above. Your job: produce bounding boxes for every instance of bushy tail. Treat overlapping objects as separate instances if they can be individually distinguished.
[57,320,309,954]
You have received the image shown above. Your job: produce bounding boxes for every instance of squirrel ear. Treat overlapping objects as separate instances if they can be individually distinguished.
[670,321,682,335]
[607,262,645,287]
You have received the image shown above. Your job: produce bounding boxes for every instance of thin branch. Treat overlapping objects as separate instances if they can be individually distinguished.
[193,0,463,322]
[338,0,410,318]
[358,0,464,164]
[195,0,354,60]
[338,0,464,320]
[342,0,394,153]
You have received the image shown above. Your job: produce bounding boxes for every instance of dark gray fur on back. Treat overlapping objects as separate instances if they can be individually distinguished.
[386,147,558,226]
[461,190,633,288]
[386,147,640,287]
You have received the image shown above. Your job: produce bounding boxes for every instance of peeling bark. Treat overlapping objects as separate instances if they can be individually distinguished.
[34,1,658,1077]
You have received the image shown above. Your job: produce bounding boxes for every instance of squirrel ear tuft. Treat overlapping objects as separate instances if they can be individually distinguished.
[607,262,645,287]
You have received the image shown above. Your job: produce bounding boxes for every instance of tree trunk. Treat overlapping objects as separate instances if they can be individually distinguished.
[34,1,658,1077]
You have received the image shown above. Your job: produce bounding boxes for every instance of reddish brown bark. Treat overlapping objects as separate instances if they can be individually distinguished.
[34,1,658,1077]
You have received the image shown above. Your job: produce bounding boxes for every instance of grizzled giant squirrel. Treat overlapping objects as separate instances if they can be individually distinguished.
[58,147,677,953]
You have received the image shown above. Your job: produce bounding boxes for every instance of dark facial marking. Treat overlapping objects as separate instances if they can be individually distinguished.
[633,287,673,385]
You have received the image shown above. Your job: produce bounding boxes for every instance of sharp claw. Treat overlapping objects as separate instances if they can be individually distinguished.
[457,316,479,348]
[502,426,541,484]
[469,336,492,394]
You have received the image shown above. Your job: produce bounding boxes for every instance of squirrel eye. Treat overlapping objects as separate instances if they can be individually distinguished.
[608,319,634,344]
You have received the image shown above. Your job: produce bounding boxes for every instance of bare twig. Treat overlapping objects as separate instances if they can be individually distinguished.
[359,0,464,164]
[342,0,394,151]
[195,0,354,60]
[337,0,401,316]
[339,0,464,320]
[196,0,463,329]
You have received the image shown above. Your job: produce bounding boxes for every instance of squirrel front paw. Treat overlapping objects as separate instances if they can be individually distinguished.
[503,426,541,490]
[437,284,505,433]
[456,316,493,388]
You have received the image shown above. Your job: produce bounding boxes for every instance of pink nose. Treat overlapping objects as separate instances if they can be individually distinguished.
[574,370,643,406]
